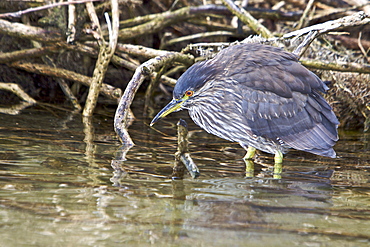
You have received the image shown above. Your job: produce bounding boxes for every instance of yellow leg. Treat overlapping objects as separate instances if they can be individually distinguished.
[273,162,282,179]
[243,146,256,160]
[244,159,254,178]
[273,150,283,179]
[274,150,283,164]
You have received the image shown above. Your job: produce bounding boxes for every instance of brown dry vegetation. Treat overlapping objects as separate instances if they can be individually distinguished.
[0,0,369,131]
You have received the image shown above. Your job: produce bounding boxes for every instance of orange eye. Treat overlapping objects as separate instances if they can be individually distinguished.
[185,90,194,97]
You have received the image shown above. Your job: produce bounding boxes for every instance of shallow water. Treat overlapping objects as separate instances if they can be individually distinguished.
[0,105,370,247]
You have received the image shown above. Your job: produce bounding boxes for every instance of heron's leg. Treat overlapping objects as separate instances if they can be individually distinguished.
[243,146,256,160]
[273,150,283,179]
[274,150,283,164]
[245,159,254,178]
[273,162,282,179]
[243,147,256,178]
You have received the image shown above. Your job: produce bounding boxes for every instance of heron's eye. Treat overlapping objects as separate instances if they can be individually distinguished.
[185,90,194,97]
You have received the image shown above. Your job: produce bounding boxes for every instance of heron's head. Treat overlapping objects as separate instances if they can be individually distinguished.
[150,59,218,126]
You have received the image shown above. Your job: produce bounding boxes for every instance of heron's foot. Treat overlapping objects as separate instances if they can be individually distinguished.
[243,146,256,160]
[244,159,254,178]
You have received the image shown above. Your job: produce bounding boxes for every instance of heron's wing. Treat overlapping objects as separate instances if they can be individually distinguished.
[217,43,328,97]
[213,44,339,157]
[239,88,338,157]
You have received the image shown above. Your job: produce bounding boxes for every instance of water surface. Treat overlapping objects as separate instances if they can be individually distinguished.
[0,105,369,246]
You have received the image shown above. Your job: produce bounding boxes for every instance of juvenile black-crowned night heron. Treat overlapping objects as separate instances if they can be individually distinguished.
[150,43,339,164]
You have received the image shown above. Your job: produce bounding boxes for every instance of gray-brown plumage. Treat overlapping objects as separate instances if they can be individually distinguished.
[151,43,339,162]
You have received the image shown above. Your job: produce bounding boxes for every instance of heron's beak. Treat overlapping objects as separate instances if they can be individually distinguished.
[150,99,185,126]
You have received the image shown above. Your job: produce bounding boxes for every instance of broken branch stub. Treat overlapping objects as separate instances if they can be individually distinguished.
[173,119,199,179]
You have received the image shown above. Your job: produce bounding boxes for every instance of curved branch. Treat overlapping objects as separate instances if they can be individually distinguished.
[114,52,194,144]
[0,82,36,104]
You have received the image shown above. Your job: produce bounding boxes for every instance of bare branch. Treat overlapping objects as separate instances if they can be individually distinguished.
[284,11,370,38]
[296,0,315,30]
[0,19,62,43]
[0,0,102,19]
[0,46,58,63]
[67,0,77,44]
[41,56,82,111]
[301,59,370,73]
[85,1,104,43]
[161,31,235,49]
[0,82,36,104]
[114,52,194,144]
[221,0,274,38]
[9,61,122,101]
[83,0,120,117]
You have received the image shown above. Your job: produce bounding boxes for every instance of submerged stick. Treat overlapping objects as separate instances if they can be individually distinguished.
[173,119,199,179]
